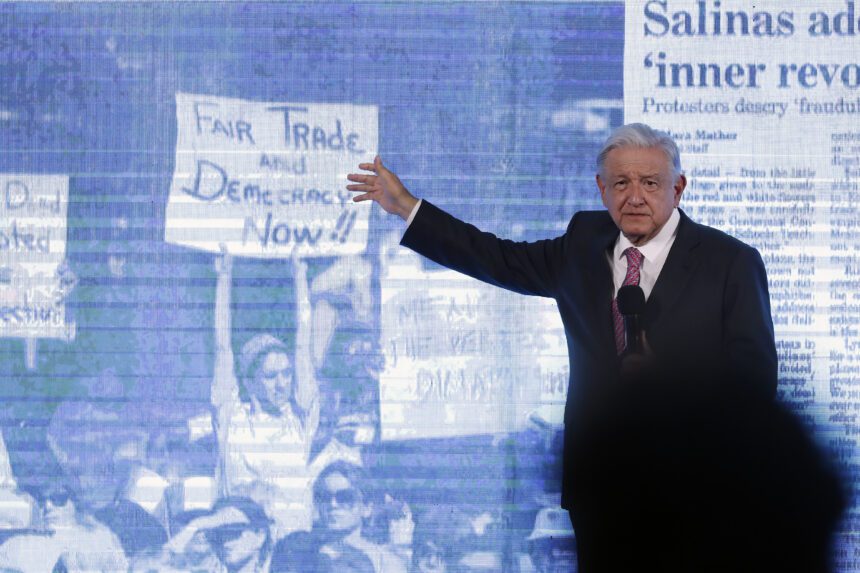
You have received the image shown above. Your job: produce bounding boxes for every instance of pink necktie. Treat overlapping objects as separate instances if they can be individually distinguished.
[612,247,643,355]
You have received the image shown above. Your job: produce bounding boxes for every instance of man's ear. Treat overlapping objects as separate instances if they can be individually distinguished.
[596,174,608,205]
[673,174,687,206]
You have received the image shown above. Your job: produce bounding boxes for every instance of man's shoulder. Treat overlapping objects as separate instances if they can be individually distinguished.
[571,209,613,224]
[567,209,614,234]
[682,211,760,257]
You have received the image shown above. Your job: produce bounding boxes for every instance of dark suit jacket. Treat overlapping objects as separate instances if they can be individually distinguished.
[401,201,778,506]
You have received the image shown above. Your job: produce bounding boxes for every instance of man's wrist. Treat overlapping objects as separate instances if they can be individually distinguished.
[399,196,419,221]
[404,198,423,227]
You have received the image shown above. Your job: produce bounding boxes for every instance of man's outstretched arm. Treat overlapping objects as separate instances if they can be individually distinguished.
[347,157,567,298]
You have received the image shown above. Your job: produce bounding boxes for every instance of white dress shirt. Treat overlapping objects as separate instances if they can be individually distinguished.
[609,208,680,301]
[405,198,423,227]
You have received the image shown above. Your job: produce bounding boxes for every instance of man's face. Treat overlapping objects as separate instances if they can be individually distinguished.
[316,472,366,533]
[255,351,293,408]
[597,146,686,246]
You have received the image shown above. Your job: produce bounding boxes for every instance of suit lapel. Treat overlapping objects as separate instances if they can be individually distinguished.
[644,209,702,328]
[582,216,619,352]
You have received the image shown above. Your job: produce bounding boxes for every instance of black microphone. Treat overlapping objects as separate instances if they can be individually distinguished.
[617,285,646,355]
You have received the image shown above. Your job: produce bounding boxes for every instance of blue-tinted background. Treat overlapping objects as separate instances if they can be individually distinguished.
[0,2,851,572]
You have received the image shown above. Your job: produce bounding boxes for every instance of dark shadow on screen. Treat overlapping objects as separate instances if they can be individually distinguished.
[566,365,846,573]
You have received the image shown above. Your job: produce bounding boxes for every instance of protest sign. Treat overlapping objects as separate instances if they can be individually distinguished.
[166,93,377,257]
[0,174,73,341]
[379,249,568,440]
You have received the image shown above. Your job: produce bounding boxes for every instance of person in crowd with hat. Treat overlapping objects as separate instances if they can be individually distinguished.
[526,507,578,573]
[211,251,320,538]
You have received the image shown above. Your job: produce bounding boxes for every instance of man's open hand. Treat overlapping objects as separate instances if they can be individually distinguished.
[347,156,418,220]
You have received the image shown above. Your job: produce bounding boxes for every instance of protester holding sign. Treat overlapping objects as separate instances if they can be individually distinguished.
[211,250,320,538]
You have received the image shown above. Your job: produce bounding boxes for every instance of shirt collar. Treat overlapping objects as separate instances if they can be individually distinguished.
[613,208,681,262]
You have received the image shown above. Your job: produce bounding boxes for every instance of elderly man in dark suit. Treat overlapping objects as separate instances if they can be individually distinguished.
[347,123,779,567]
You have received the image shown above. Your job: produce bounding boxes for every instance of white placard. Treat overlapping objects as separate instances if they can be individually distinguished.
[166,93,377,257]
[379,248,568,440]
[0,174,72,340]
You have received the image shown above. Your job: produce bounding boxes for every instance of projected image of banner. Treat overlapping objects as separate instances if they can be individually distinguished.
[0,175,72,340]
[165,93,377,257]
[379,248,569,440]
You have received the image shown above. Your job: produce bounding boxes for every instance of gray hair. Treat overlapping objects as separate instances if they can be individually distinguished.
[596,123,682,178]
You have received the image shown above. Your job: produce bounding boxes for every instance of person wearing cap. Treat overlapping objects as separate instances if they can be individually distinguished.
[526,507,577,573]
[211,251,320,538]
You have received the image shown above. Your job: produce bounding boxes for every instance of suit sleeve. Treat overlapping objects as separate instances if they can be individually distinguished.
[401,201,567,298]
[723,245,778,399]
